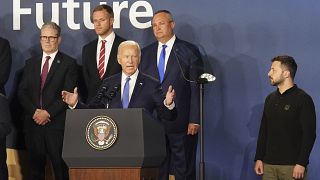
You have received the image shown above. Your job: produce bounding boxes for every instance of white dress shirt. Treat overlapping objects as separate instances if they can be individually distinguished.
[96,32,116,70]
[41,50,58,74]
[157,35,176,72]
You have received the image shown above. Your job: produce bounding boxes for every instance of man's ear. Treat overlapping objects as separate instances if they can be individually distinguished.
[117,55,121,65]
[283,70,291,78]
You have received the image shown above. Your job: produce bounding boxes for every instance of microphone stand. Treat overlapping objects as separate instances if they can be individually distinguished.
[197,75,215,180]
[173,47,215,180]
[198,78,207,180]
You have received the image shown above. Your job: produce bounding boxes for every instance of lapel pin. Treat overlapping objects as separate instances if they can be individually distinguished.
[139,82,143,86]
[57,60,61,63]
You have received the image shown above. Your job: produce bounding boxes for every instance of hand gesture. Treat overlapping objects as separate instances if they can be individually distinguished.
[165,85,175,106]
[61,87,78,107]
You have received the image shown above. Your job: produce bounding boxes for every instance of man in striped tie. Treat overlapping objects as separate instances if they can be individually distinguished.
[82,4,126,102]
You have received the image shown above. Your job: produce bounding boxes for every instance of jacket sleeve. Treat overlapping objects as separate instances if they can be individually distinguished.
[296,94,316,167]
[0,39,12,94]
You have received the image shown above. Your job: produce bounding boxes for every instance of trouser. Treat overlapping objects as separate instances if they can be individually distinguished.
[25,130,69,180]
[159,132,198,180]
[263,163,307,180]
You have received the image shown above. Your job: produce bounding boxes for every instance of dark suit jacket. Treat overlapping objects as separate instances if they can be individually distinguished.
[0,37,12,95]
[140,38,203,133]
[79,72,175,122]
[0,94,11,138]
[82,34,125,102]
[18,51,78,132]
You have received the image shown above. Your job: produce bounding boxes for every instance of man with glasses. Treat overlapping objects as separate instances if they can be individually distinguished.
[18,22,78,180]
[82,4,125,102]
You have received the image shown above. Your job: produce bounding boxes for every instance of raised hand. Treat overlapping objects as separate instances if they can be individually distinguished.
[61,87,78,107]
[165,85,175,106]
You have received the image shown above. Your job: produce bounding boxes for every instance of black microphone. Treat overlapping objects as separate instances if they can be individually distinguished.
[96,85,108,100]
[172,46,198,83]
[106,84,120,100]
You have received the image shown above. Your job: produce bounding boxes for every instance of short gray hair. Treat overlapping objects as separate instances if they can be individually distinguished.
[117,40,141,57]
[41,22,61,37]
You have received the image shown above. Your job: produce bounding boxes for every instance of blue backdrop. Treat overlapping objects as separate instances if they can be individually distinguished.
[1,0,319,179]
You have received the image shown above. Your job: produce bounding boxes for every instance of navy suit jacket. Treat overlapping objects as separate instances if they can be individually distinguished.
[0,37,12,95]
[82,34,126,102]
[79,72,175,122]
[140,37,203,133]
[18,51,78,131]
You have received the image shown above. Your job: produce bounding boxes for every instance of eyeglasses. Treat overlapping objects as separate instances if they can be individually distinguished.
[40,36,58,42]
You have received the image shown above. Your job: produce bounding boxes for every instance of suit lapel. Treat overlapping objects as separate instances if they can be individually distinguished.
[89,39,101,81]
[34,56,42,98]
[128,73,144,108]
[151,44,161,80]
[104,35,119,78]
[163,42,177,82]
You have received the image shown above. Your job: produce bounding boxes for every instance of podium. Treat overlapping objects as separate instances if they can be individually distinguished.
[62,108,166,180]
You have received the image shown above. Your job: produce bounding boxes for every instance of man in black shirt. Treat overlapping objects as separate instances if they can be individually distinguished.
[254,55,316,180]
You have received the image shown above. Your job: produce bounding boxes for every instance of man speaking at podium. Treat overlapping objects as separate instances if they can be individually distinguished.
[62,40,176,122]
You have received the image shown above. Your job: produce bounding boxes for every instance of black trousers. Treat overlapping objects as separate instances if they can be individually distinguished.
[25,130,68,180]
[159,132,198,180]
[0,137,8,180]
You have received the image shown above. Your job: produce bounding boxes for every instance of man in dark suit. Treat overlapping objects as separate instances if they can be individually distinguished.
[140,10,203,180]
[62,40,176,122]
[18,22,78,180]
[0,37,12,180]
[82,4,126,102]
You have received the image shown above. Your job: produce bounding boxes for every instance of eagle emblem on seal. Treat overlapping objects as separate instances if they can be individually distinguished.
[86,116,118,150]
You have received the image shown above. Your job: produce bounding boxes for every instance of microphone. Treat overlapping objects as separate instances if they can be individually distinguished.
[172,46,199,83]
[96,85,108,100]
[104,83,120,109]
[173,45,216,84]
[105,84,120,100]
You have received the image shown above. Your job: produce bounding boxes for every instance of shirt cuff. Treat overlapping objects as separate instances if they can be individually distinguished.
[68,100,78,109]
[163,100,175,110]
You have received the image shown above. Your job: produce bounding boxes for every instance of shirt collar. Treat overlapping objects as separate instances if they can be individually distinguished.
[276,84,297,96]
[42,50,58,60]
[158,35,176,49]
[121,69,139,82]
[98,31,115,43]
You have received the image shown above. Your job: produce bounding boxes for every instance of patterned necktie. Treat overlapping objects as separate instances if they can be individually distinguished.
[40,56,50,106]
[158,44,167,82]
[122,77,131,109]
[98,40,106,79]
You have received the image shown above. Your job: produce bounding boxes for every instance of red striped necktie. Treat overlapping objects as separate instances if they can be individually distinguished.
[98,40,106,79]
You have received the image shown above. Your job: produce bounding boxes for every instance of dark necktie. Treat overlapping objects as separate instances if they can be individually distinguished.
[122,77,130,109]
[40,56,50,106]
[98,40,106,79]
[158,44,167,83]
[41,56,50,91]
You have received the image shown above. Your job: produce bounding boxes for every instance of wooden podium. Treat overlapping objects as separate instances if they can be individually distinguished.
[62,109,166,180]
[69,168,159,180]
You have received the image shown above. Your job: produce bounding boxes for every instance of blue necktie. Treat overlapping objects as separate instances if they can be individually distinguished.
[158,44,167,82]
[122,77,130,108]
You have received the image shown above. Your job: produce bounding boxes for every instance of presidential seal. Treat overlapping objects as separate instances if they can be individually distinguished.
[86,116,118,150]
